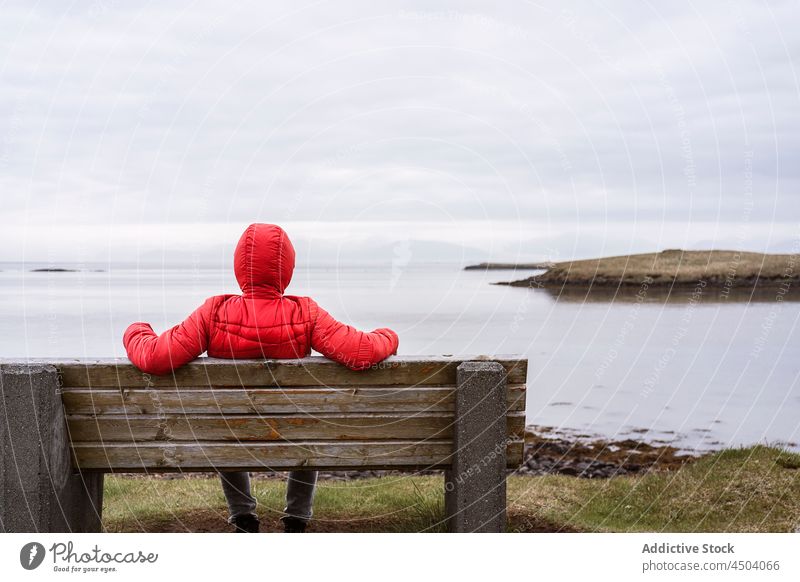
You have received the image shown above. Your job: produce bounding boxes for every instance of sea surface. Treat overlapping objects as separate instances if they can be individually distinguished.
[1,261,797,453]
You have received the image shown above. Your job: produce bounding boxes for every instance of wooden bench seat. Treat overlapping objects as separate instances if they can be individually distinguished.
[0,355,527,533]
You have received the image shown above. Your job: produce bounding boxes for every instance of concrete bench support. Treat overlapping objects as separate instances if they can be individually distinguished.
[0,364,103,532]
[445,361,508,532]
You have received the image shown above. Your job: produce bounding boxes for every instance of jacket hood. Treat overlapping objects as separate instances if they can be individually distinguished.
[234,224,295,297]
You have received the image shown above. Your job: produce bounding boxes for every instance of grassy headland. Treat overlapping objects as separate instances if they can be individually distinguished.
[498,249,798,289]
[103,445,799,533]
[464,261,554,270]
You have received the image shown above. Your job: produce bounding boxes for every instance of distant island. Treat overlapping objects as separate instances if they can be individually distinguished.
[465,261,554,270]
[496,249,799,289]
[29,267,105,273]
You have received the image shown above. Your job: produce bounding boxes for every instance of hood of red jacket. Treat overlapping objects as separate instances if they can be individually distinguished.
[234,224,296,297]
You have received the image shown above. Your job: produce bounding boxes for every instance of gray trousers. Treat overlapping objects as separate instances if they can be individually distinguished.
[220,471,318,524]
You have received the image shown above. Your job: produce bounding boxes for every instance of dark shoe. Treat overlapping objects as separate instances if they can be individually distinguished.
[282,516,307,533]
[231,514,260,533]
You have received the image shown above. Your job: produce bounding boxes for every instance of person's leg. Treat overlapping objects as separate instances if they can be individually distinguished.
[282,470,318,527]
[219,471,258,523]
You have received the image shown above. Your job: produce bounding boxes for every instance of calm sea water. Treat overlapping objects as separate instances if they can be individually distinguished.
[1,262,797,453]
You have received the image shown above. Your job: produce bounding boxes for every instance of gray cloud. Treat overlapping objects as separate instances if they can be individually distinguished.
[1,0,798,263]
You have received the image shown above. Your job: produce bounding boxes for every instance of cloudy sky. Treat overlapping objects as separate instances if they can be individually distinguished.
[1,0,798,265]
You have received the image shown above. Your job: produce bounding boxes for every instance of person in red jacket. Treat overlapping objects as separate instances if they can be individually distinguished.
[123,223,399,533]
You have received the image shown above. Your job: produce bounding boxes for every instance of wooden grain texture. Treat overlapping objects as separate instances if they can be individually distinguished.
[68,412,445,441]
[24,355,527,388]
[60,385,527,415]
[34,355,530,471]
[70,439,524,471]
[66,412,526,442]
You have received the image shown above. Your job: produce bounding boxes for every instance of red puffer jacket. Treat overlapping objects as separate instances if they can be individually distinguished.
[123,223,399,375]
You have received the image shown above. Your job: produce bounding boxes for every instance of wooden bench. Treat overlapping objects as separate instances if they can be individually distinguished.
[0,355,527,533]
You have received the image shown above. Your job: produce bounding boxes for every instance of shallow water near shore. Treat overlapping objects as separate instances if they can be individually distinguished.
[1,261,797,453]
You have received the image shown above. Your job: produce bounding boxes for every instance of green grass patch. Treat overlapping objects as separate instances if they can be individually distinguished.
[103,445,800,533]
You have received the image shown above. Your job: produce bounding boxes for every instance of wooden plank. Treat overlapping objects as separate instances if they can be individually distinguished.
[72,440,453,471]
[61,387,458,415]
[30,356,527,388]
[507,384,526,413]
[60,385,527,415]
[66,412,453,442]
[507,412,526,439]
[70,439,524,471]
[507,439,524,467]
[67,412,526,443]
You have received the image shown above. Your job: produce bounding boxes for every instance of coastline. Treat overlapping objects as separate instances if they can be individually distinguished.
[494,249,799,289]
[464,261,554,270]
[130,426,699,483]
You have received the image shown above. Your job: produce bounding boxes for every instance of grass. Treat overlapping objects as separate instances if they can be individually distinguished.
[507,446,800,532]
[103,445,800,533]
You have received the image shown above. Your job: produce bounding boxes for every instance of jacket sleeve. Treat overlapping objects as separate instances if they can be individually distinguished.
[122,297,215,376]
[308,299,399,371]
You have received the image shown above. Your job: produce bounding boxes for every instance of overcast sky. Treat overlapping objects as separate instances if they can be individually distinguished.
[1,1,798,265]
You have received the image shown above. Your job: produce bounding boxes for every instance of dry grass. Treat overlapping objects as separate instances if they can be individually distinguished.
[507,446,800,532]
[506,249,799,287]
[103,445,800,533]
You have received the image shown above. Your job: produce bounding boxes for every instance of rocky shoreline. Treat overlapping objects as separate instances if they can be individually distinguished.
[517,429,695,478]
[304,431,696,481]
[501,273,799,290]
[128,428,697,483]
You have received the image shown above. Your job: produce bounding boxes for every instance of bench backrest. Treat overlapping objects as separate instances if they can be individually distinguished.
[53,356,527,472]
